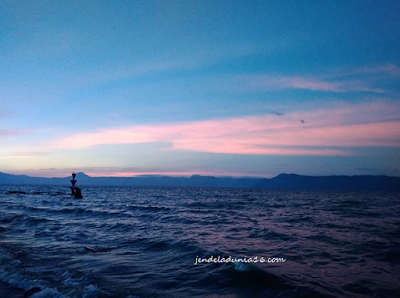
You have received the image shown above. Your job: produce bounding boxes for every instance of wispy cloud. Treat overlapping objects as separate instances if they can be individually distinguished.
[0,129,26,137]
[0,152,52,159]
[246,75,386,93]
[238,63,399,94]
[53,100,400,156]
[11,152,52,157]
[342,64,400,78]
[77,44,258,87]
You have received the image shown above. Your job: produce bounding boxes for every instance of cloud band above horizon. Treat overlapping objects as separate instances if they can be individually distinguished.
[53,100,400,156]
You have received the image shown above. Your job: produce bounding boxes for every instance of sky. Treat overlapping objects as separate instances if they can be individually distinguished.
[0,0,399,178]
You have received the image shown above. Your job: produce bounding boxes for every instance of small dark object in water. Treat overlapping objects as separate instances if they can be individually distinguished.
[7,191,26,194]
[74,187,83,199]
[22,287,41,297]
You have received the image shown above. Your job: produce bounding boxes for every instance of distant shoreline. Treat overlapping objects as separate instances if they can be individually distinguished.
[1,172,399,191]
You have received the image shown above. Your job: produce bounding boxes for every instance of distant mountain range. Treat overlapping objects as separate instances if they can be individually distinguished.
[1,172,399,191]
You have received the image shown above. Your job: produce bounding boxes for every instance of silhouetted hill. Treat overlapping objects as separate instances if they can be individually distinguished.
[255,174,400,191]
[0,172,399,191]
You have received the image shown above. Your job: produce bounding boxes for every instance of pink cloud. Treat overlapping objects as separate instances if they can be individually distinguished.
[53,101,400,156]
[10,167,272,178]
[0,129,27,137]
[86,170,266,178]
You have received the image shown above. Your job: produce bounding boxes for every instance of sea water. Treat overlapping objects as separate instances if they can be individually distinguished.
[0,185,399,297]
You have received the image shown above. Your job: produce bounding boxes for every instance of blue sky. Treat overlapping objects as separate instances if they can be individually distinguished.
[0,1,399,177]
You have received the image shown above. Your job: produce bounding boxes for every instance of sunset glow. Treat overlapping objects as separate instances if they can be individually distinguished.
[0,1,399,177]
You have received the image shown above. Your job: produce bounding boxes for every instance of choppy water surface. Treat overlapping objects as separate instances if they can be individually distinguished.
[0,185,399,297]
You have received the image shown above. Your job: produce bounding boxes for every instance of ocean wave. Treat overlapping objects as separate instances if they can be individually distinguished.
[0,186,399,297]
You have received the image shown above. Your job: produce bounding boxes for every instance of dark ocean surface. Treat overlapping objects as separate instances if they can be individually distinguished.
[0,185,399,298]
